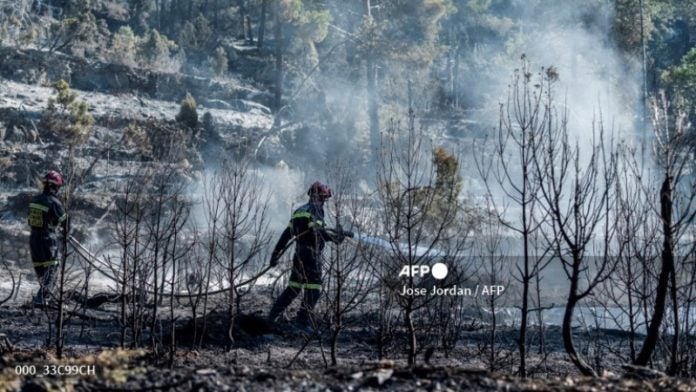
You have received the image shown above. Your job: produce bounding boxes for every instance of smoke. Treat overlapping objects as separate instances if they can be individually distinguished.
[195,1,645,237]
[469,0,641,144]
[450,1,643,209]
[258,161,307,229]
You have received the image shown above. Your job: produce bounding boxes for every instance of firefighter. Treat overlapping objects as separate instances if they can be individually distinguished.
[27,170,67,306]
[268,181,352,329]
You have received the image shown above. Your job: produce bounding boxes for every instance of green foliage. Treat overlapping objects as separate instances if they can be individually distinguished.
[109,26,138,66]
[281,0,333,68]
[179,14,213,54]
[45,10,98,54]
[295,9,332,43]
[138,29,177,69]
[211,46,228,77]
[612,0,654,55]
[355,0,454,106]
[42,79,94,146]
[666,48,696,85]
[128,0,157,33]
[662,48,696,114]
[123,123,152,154]
[364,0,453,59]
[0,2,38,46]
[176,93,198,129]
[107,26,180,71]
[64,0,91,17]
[433,147,462,200]
[202,112,216,138]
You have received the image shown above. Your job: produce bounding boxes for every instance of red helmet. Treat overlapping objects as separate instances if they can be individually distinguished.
[43,170,63,186]
[307,181,332,199]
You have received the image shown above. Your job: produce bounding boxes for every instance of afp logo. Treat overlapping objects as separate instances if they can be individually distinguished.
[398,262,449,280]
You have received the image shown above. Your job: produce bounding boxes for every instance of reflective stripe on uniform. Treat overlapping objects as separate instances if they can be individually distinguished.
[29,203,49,212]
[58,213,68,223]
[288,280,321,290]
[33,260,59,267]
[308,220,324,228]
[292,211,313,219]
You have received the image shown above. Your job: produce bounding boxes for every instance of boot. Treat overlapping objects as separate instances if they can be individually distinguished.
[32,289,47,306]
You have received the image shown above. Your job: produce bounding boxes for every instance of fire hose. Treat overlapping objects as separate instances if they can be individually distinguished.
[69,236,274,299]
[67,228,358,300]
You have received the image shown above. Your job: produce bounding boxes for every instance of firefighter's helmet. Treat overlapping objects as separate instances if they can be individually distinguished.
[43,170,64,187]
[307,181,332,200]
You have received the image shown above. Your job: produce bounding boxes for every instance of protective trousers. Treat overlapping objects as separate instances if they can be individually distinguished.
[269,285,321,326]
[30,233,59,302]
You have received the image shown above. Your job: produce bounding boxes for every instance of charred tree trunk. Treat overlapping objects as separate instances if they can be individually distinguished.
[273,1,283,112]
[627,255,637,362]
[535,272,545,355]
[636,175,673,366]
[365,0,379,160]
[227,245,236,351]
[120,247,128,348]
[257,0,267,49]
[245,15,254,43]
[489,293,497,369]
[330,325,341,366]
[330,252,342,366]
[367,59,379,160]
[518,167,530,377]
[238,0,247,39]
[405,306,417,366]
[157,0,163,32]
[518,240,529,377]
[669,260,679,375]
[55,149,76,359]
[562,261,597,377]
[55,215,69,359]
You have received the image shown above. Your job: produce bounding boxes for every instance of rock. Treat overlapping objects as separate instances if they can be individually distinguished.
[202,99,234,110]
[230,99,272,115]
[25,125,38,143]
[0,47,271,107]
[365,368,393,387]
[4,125,25,143]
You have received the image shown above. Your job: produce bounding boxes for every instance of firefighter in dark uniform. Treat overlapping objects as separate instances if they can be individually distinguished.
[268,181,352,328]
[27,170,67,305]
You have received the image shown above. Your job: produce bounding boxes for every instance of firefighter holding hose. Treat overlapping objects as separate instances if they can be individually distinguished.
[27,170,67,306]
[267,181,353,330]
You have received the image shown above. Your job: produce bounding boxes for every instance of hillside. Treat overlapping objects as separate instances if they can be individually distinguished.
[3,1,696,391]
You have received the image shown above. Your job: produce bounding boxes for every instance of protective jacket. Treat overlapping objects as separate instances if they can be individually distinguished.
[28,189,67,268]
[270,202,341,289]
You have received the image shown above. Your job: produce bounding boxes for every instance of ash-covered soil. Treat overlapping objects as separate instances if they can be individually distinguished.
[5,350,693,392]
[0,282,693,391]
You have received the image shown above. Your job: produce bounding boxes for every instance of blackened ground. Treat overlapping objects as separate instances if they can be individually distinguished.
[1,286,695,391]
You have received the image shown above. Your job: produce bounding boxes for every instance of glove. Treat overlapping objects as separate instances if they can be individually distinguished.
[335,231,346,244]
